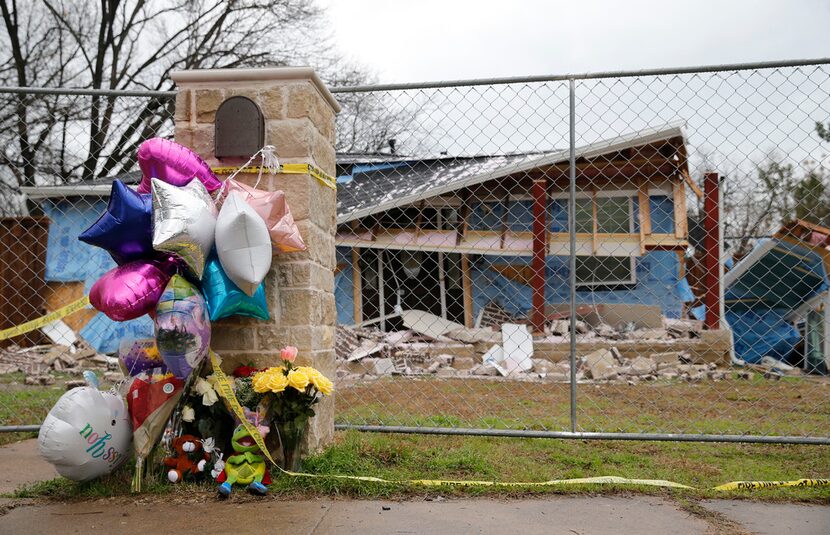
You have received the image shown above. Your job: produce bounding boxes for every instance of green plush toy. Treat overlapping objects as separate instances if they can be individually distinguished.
[216,425,271,498]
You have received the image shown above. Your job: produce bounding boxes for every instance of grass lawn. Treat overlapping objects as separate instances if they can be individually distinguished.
[336,374,830,437]
[4,372,829,502]
[10,431,830,502]
[0,372,66,446]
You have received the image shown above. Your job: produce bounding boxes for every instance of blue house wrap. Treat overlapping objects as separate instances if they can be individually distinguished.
[334,194,693,325]
[42,199,153,353]
[722,237,830,364]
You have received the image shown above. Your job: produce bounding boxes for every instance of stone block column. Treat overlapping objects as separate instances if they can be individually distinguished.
[171,68,340,452]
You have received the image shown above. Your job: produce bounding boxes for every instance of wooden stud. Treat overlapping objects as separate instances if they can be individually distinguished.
[500,193,510,250]
[681,168,703,200]
[637,181,651,255]
[591,188,599,254]
[351,248,362,324]
[676,249,686,279]
[461,254,474,328]
[414,200,426,240]
[674,180,688,239]
[458,190,471,246]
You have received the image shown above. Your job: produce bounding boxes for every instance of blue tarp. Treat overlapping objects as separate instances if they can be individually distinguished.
[471,250,690,320]
[42,200,153,352]
[335,248,355,325]
[724,238,830,363]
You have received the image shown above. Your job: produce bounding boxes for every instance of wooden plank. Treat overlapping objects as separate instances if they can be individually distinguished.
[674,180,688,239]
[414,200,425,240]
[591,188,599,254]
[337,228,687,256]
[378,250,386,331]
[461,254,474,328]
[458,191,471,245]
[499,193,510,250]
[351,248,362,324]
[43,281,97,334]
[681,168,703,200]
[637,181,651,255]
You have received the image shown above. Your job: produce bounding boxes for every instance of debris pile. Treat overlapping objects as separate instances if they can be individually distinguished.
[335,309,747,384]
[0,342,118,384]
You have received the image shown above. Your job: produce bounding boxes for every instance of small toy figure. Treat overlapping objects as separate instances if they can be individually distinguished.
[217,424,271,498]
[163,434,210,483]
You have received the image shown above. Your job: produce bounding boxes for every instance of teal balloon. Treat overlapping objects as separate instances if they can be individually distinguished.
[201,255,269,321]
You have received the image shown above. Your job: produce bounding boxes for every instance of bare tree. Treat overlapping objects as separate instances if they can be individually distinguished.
[0,0,418,215]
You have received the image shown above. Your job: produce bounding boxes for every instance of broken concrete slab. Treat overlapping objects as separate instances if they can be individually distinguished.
[469,363,500,376]
[650,352,682,365]
[532,359,559,374]
[348,339,386,362]
[444,327,500,345]
[372,358,396,375]
[401,309,466,339]
[624,356,657,376]
[548,319,589,335]
[583,348,618,380]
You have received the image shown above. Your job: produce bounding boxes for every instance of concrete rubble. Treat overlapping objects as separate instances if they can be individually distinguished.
[335,310,759,384]
[0,341,116,382]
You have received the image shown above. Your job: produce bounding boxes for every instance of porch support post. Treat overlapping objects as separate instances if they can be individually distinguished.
[531,177,548,333]
[703,172,721,330]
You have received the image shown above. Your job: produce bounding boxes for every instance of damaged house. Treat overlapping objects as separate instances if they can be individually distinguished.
[334,122,699,335]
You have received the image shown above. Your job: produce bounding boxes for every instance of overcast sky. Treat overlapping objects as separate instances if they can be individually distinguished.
[318,0,830,83]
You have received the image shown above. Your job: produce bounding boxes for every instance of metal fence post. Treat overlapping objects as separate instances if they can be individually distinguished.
[568,77,578,433]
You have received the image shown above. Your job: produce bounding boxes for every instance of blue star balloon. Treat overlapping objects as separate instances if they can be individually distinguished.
[79,180,153,264]
[201,254,269,321]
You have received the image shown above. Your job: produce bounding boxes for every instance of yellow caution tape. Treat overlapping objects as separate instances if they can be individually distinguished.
[210,351,280,468]
[0,296,91,341]
[210,163,337,190]
[712,479,829,491]
[208,352,828,493]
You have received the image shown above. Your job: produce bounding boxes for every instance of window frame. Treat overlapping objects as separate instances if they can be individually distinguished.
[573,255,637,287]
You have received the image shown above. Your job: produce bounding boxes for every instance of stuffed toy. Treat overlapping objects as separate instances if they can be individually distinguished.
[217,424,271,497]
[163,434,210,483]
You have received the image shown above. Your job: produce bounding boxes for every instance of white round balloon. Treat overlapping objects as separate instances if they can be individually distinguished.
[215,191,272,296]
[38,387,132,482]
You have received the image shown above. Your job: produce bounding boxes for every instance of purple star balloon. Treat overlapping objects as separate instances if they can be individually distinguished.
[79,180,153,264]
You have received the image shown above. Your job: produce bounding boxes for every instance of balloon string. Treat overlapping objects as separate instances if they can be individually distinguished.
[219,145,280,198]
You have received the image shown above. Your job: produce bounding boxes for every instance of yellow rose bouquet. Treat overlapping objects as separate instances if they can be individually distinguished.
[249,346,333,470]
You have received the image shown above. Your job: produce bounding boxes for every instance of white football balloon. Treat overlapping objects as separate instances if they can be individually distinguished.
[38,387,132,482]
[215,192,272,296]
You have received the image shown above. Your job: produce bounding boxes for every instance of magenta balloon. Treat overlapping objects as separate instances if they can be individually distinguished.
[136,138,222,194]
[89,259,178,321]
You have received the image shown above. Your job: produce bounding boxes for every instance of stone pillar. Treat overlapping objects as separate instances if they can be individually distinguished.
[171,68,340,452]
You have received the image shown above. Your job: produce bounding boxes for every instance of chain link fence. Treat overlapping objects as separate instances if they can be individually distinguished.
[2,59,830,444]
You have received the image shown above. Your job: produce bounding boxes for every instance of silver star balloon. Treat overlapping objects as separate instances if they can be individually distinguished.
[152,177,217,278]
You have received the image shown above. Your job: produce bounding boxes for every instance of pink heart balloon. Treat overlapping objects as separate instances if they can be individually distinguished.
[89,258,178,321]
[136,138,222,194]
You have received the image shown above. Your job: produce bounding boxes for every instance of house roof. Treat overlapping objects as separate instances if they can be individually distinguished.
[335,120,687,224]
[19,170,141,200]
[19,121,688,216]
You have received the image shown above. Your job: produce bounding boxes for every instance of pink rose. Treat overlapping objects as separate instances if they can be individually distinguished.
[280,346,298,363]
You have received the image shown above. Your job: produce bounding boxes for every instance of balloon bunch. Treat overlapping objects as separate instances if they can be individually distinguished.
[39,138,305,484]
[80,138,304,380]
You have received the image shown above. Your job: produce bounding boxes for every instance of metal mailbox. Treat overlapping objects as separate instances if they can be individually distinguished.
[214,96,264,158]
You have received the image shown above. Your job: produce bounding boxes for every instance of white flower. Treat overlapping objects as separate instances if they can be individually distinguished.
[211,454,225,479]
[201,437,216,453]
[194,377,219,406]
[182,405,195,422]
